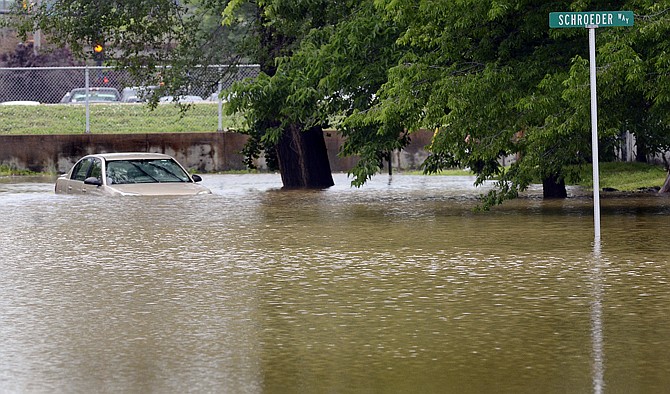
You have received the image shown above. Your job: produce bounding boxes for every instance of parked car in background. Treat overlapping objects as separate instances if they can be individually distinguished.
[55,152,211,196]
[206,92,229,102]
[0,101,41,105]
[207,92,237,103]
[121,86,159,103]
[60,87,121,103]
[158,95,204,104]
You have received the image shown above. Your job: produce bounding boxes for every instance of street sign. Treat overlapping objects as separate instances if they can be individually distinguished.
[549,11,634,242]
[549,11,634,28]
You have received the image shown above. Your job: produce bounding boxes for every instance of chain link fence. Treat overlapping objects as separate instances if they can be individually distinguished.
[0,65,259,133]
[0,0,15,14]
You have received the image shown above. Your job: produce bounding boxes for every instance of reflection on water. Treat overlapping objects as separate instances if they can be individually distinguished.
[591,240,605,394]
[1,174,669,393]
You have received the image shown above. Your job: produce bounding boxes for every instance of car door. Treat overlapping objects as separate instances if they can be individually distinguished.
[63,158,103,195]
[84,158,104,195]
[61,158,91,194]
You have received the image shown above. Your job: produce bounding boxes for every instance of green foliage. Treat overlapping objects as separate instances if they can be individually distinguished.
[369,0,670,206]
[293,2,406,185]
[7,0,252,100]
[9,0,670,200]
[0,42,84,103]
[0,41,80,67]
[226,0,670,196]
[225,0,402,181]
[0,164,38,176]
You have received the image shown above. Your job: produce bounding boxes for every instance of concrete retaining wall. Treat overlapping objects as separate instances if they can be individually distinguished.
[0,130,434,173]
[0,133,250,173]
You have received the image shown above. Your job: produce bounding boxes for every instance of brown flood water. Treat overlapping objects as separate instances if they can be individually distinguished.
[1,173,669,393]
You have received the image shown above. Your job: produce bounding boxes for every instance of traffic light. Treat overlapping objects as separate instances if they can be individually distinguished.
[93,43,104,64]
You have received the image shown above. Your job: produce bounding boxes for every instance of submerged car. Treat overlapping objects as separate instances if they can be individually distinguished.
[55,153,211,196]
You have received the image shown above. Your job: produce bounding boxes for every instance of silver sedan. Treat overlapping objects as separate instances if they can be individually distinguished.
[55,152,212,196]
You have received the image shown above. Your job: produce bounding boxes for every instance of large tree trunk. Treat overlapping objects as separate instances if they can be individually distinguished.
[636,140,648,163]
[276,124,334,189]
[253,10,334,189]
[543,174,567,199]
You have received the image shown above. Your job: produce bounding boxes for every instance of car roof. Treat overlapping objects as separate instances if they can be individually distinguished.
[83,152,175,161]
[71,87,120,92]
[0,100,41,105]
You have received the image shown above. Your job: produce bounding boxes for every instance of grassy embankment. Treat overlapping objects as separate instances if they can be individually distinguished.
[422,162,668,191]
[0,104,667,190]
[576,162,667,191]
[0,103,244,134]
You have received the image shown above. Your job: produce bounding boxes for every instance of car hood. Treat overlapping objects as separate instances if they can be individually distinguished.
[108,183,211,196]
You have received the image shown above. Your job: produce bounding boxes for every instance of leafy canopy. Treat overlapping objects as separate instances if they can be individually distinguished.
[362,0,670,206]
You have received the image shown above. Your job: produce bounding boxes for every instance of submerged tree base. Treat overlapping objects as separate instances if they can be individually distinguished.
[276,125,334,189]
[543,175,568,199]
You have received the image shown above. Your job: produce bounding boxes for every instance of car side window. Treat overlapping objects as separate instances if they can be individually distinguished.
[89,158,102,180]
[72,159,92,181]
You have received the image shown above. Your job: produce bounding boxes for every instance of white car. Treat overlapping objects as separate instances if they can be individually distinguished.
[60,87,121,103]
[55,152,211,196]
[158,95,204,103]
[0,100,40,105]
[121,86,159,103]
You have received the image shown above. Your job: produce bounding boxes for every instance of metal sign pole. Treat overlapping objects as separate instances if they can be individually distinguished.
[588,26,601,241]
[85,66,91,134]
[550,10,634,242]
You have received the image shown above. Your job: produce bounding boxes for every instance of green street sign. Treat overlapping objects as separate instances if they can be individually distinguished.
[549,11,634,28]
[549,11,634,240]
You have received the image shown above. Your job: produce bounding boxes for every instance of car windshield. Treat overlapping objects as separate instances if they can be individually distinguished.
[106,159,192,184]
[70,90,119,102]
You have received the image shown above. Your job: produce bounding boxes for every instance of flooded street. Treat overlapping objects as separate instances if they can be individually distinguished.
[1,173,669,393]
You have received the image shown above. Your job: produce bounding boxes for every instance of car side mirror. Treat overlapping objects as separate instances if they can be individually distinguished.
[192,174,202,182]
[84,177,102,186]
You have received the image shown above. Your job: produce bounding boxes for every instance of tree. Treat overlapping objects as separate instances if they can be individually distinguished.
[366,1,592,206]
[0,41,83,103]
[221,0,345,188]
[225,0,404,187]
[230,0,670,196]
[8,0,670,197]
[596,1,670,190]
[8,0,251,99]
[365,0,670,205]
[9,0,345,188]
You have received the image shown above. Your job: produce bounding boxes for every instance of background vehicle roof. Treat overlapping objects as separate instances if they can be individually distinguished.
[84,152,175,161]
